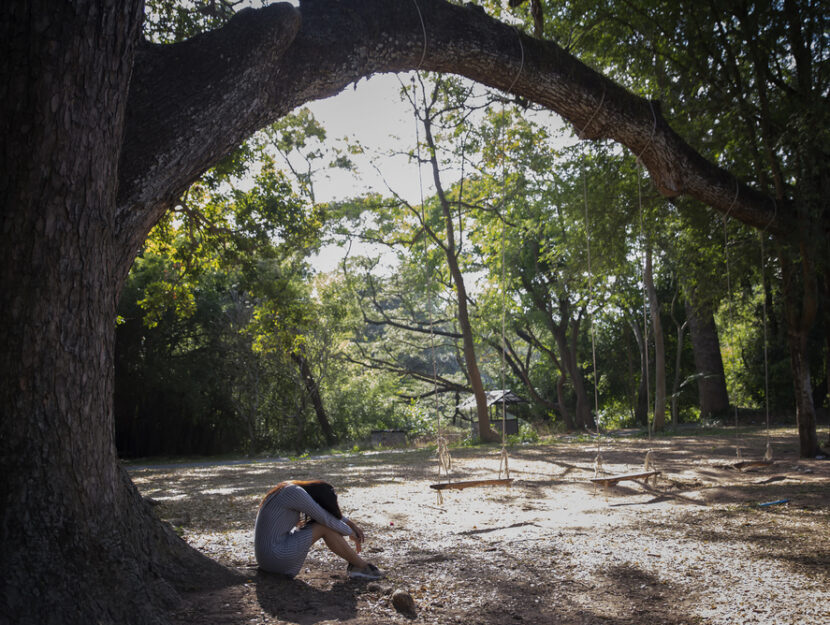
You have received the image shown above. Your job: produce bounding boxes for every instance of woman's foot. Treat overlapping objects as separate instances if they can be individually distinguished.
[347,563,383,579]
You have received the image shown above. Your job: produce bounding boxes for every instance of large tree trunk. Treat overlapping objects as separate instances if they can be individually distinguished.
[685,299,730,420]
[0,3,230,623]
[824,264,830,445]
[780,247,822,457]
[644,246,667,431]
[556,375,576,430]
[2,1,824,621]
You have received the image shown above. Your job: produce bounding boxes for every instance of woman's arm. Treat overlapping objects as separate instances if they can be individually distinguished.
[285,484,353,536]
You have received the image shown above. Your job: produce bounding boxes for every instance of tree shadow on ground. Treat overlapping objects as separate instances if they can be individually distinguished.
[448,541,695,625]
[253,570,359,625]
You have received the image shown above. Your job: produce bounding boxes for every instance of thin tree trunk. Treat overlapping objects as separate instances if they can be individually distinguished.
[422,109,497,442]
[630,317,649,426]
[667,283,688,428]
[624,331,637,423]
[645,246,667,431]
[671,319,688,428]
[291,350,336,447]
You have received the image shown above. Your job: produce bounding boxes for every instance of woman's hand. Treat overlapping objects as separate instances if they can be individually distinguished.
[345,519,365,553]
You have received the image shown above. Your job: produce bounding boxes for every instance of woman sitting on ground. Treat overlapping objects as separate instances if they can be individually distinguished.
[254,480,382,579]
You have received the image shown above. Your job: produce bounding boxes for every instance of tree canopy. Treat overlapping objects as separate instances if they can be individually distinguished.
[1,1,827,623]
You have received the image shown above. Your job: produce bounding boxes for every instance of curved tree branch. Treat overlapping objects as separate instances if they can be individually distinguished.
[118,0,789,264]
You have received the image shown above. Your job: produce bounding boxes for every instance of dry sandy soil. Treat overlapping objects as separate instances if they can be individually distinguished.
[129,428,830,625]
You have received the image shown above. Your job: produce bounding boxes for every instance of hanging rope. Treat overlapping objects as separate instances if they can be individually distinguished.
[499,211,510,480]
[722,183,742,459]
[761,197,778,462]
[411,0,427,71]
[496,28,524,480]
[577,87,608,476]
[637,167,652,448]
[407,1,447,498]
[636,103,658,444]
[760,232,773,462]
[634,104,659,469]
[582,147,603,474]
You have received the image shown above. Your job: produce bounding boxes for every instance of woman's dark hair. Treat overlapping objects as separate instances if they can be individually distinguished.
[261,480,343,521]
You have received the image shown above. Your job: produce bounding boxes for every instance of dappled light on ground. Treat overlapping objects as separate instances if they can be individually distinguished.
[129,428,830,624]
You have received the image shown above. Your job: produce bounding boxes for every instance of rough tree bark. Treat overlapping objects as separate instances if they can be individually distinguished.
[780,246,821,457]
[1,2,236,624]
[2,1,823,622]
[685,299,730,420]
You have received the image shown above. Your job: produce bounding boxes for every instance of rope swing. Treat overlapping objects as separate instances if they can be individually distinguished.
[428,21,523,496]
[579,89,605,477]
[589,101,660,489]
[411,79,452,502]
[409,0,454,503]
[722,192,742,459]
[497,29,524,482]
[722,184,775,469]
[760,198,778,463]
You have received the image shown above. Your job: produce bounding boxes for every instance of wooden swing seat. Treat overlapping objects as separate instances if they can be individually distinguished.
[590,470,659,488]
[429,478,513,491]
[733,460,774,471]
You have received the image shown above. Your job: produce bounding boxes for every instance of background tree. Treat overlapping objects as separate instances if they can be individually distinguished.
[535,0,828,453]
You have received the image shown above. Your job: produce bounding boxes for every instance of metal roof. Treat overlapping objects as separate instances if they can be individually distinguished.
[457,389,525,411]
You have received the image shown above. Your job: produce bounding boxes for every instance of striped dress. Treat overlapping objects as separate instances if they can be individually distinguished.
[254,483,353,577]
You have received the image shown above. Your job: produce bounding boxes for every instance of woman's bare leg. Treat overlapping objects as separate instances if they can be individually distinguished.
[311,524,368,568]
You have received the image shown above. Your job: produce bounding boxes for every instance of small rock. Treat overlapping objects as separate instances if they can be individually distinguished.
[391,589,416,616]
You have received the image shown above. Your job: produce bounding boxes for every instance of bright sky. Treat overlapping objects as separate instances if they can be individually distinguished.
[303,71,570,273]
[306,72,426,205]
[271,1,571,273]
[302,72,433,273]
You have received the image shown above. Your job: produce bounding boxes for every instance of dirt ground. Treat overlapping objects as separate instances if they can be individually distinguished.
[129,428,830,625]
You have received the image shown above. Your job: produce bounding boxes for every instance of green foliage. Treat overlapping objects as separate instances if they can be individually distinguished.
[118,1,826,460]
[505,421,541,446]
[143,0,261,43]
